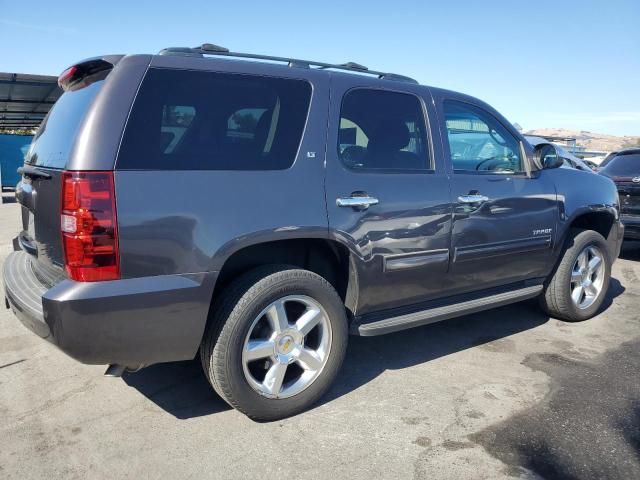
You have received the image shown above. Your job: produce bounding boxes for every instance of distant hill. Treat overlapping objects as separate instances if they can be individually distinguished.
[525,128,640,153]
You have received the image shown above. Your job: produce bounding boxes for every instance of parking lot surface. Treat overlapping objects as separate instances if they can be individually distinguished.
[1,193,639,479]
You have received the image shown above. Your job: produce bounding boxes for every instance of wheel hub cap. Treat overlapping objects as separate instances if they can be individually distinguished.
[241,295,332,399]
[277,334,296,355]
[570,245,605,310]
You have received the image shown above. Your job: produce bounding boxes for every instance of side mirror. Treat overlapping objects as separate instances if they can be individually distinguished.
[535,143,563,169]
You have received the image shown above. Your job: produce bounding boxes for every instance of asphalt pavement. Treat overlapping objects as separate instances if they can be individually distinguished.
[1,192,639,479]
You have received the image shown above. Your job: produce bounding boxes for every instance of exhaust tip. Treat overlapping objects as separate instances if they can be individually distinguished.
[104,364,126,377]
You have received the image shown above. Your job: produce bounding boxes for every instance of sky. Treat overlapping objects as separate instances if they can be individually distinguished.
[1,0,639,136]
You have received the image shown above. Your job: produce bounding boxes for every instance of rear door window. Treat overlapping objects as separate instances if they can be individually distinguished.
[117,69,312,170]
[338,88,429,171]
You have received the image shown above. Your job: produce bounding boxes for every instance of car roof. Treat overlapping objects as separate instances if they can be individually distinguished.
[614,148,640,156]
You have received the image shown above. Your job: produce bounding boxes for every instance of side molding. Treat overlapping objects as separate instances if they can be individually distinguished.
[356,284,542,336]
[383,249,449,272]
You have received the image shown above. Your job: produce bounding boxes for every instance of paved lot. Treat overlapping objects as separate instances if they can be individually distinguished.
[1,192,639,479]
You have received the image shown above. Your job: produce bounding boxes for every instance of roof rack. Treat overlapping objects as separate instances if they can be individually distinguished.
[158,43,418,84]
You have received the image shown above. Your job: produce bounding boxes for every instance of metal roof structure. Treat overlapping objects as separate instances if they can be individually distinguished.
[0,72,62,130]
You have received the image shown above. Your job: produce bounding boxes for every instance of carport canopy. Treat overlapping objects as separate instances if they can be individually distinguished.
[0,72,62,130]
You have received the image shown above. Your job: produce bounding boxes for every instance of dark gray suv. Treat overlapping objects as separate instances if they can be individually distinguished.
[3,45,624,420]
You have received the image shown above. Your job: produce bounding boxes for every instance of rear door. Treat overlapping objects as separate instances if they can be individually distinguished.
[325,76,452,316]
[435,95,558,294]
[15,68,111,285]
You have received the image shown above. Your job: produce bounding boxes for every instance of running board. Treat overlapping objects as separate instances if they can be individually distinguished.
[357,285,543,336]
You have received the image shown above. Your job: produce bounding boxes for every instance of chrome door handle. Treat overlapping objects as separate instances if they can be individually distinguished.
[336,196,379,208]
[458,194,489,204]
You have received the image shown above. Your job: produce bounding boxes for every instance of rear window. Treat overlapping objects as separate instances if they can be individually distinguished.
[26,79,104,169]
[117,69,312,170]
[601,154,640,177]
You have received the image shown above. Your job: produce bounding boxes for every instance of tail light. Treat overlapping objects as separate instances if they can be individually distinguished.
[61,171,120,281]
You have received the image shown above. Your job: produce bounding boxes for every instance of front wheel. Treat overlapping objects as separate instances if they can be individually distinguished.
[540,229,611,321]
[200,266,348,421]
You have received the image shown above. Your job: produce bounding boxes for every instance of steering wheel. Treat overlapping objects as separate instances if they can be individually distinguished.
[475,157,513,171]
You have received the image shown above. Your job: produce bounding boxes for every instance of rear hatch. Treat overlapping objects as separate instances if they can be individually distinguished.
[598,152,640,217]
[15,60,114,287]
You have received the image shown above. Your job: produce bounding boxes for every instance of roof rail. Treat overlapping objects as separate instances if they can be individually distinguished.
[158,44,418,84]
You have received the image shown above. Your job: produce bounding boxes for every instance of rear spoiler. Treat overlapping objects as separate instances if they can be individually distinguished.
[58,55,125,91]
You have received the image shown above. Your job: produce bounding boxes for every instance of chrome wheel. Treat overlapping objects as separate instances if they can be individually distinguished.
[570,245,605,310]
[241,295,332,399]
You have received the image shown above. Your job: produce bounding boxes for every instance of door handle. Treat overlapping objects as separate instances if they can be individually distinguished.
[458,194,489,204]
[336,195,379,209]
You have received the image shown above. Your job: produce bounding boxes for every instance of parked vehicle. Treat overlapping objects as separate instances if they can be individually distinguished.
[597,148,640,239]
[0,134,32,190]
[582,159,599,170]
[525,135,594,172]
[599,151,619,170]
[3,45,624,420]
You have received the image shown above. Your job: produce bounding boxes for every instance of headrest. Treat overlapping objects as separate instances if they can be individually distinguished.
[368,120,410,151]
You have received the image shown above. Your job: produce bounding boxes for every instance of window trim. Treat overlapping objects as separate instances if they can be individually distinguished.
[442,98,529,176]
[336,86,435,174]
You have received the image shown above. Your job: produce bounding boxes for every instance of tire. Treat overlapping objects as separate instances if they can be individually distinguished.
[540,229,611,322]
[200,265,348,421]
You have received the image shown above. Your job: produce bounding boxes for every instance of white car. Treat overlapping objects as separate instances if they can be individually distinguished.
[525,136,595,172]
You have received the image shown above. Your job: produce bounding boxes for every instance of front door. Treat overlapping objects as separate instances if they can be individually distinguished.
[325,78,452,316]
[437,98,558,294]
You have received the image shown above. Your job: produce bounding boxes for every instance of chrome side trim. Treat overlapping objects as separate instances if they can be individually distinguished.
[383,249,449,272]
[454,235,551,262]
[357,284,542,336]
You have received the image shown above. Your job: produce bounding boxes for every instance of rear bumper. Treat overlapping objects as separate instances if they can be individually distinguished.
[621,214,640,240]
[3,251,217,367]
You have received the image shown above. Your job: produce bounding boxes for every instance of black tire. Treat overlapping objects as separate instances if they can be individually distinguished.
[540,229,611,321]
[200,265,348,421]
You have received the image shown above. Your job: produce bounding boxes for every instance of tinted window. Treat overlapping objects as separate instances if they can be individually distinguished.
[338,89,429,170]
[601,154,640,177]
[118,69,312,170]
[444,101,522,173]
[26,79,104,169]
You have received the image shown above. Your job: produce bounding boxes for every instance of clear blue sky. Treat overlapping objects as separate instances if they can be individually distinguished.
[1,0,639,136]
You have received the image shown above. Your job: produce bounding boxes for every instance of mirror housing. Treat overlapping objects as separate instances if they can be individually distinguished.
[534,143,564,169]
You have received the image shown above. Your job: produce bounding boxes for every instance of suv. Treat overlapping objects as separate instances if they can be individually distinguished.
[3,45,624,421]
[597,148,640,239]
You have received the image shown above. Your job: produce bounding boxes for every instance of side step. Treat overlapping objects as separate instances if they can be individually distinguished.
[357,285,543,336]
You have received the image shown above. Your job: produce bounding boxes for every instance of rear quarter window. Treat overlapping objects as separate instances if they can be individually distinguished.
[117,69,312,170]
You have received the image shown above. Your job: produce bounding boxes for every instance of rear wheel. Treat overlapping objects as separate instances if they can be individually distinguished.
[540,229,611,321]
[200,265,348,421]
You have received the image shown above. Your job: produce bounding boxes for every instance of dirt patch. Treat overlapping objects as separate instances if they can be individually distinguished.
[413,437,432,448]
[441,440,474,451]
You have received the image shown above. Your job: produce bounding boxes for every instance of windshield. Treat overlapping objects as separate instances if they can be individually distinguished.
[600,154,640,177]
[26,79,104,169]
